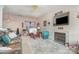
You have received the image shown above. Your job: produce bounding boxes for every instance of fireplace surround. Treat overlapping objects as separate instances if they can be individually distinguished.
[54,32,66,45]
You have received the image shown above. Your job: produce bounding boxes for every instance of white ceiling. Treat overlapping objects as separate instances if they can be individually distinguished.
[3,5,53,17]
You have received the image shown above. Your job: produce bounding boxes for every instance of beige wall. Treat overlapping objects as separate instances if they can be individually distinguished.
[3,13,39,32]
[0,6,4,28]
[39,6,79,44]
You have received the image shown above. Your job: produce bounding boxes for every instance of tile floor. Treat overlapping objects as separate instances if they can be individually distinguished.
[21,36,75,54]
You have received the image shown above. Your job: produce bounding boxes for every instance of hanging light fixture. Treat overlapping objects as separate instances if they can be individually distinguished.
[32,5,39,12]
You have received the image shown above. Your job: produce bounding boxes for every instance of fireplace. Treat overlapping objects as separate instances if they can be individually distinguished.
[54,32,66,45]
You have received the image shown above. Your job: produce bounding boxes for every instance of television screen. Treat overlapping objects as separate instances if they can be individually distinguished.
[56,16,69,25]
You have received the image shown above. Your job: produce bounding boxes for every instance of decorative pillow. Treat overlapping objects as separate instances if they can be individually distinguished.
[8,32,17,39]
[1,34,11,44]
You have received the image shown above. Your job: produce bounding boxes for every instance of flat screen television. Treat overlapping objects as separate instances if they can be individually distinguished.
[55,16,69,25]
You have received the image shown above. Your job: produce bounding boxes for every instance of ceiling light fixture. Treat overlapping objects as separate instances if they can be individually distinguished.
[32,5,39,12]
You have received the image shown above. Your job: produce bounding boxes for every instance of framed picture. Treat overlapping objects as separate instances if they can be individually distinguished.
[43,21,47,26]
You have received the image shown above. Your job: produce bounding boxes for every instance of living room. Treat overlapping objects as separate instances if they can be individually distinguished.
[0,5,79,54]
